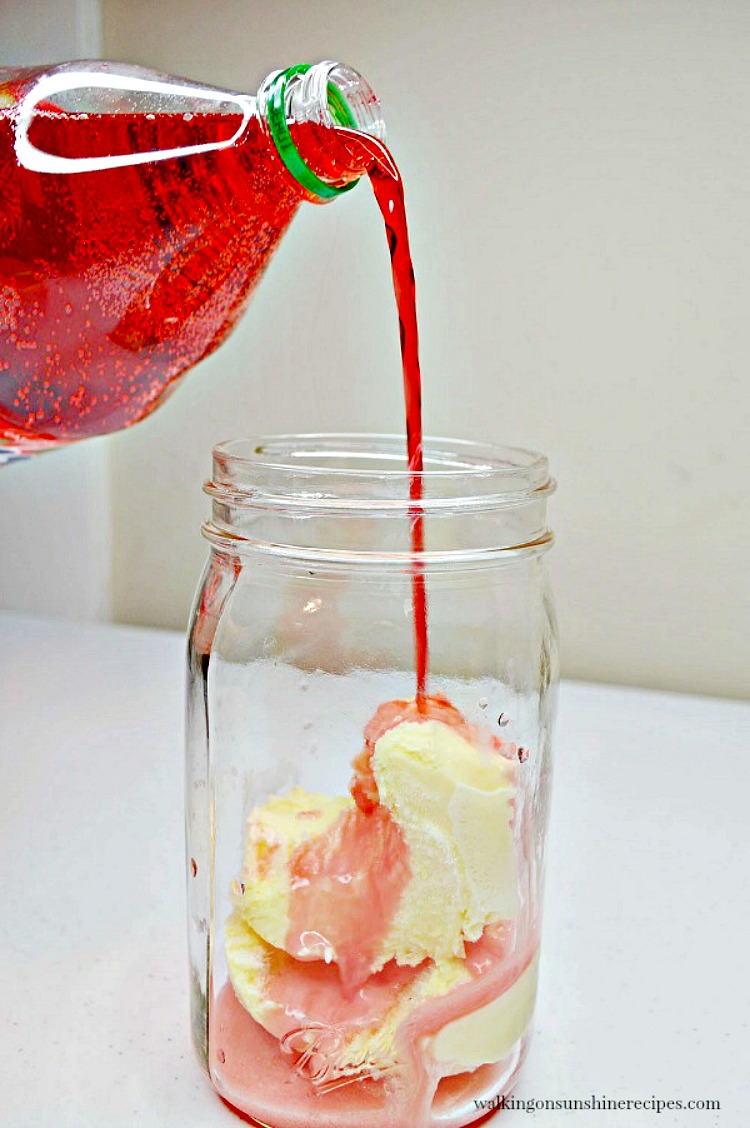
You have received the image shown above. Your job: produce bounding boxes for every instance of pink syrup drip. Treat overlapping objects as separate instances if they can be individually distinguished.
[285,803,411,996]
[265,952,421,1037]
[394,924,538,1122]
[209,925,536,1128]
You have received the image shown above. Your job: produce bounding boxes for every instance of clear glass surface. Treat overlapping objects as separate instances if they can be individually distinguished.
[186,434,558,1127]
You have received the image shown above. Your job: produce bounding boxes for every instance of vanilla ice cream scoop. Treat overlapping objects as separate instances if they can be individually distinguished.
[235,714,518,982]
[372,719,518,968]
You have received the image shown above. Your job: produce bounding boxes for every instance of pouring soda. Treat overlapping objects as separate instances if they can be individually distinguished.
[0,51,557,1128]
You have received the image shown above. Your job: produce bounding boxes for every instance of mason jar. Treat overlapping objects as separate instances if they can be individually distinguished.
[186,434,557,1128]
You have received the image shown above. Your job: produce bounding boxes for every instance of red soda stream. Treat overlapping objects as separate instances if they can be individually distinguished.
[349,134,429,706]
[290,120,429,702]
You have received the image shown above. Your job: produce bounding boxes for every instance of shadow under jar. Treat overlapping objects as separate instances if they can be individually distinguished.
[186,434,558,1128]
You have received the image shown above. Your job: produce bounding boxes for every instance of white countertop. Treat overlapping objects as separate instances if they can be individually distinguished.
[0,612,747,1128]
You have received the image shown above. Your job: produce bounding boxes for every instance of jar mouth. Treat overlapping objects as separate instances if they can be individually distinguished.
[203,434,555,565]
[206,433,555,514]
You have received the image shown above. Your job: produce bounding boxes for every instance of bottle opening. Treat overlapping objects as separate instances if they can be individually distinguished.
[260,62,385,202]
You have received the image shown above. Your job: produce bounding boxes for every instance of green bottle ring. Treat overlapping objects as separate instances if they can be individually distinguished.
[266,64,359,201]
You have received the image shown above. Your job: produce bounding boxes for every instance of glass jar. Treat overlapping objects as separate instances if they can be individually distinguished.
[186,434,557,1128]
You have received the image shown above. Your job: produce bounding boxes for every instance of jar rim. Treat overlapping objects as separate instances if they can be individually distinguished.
[207,433,554,512]
[203,434,555,565]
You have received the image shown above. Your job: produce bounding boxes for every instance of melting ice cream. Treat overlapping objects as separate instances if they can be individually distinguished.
[212,695,539,1126]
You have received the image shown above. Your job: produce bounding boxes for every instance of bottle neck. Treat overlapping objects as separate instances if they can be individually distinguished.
[257,61,385,203]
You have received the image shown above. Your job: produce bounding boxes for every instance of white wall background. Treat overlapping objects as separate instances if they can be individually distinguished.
[1,1,748,698]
